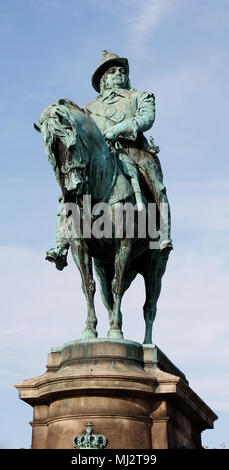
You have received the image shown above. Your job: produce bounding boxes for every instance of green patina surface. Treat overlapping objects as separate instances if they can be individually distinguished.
[73,422,107,449]
[50,337,143,353]
[36,51,173,345]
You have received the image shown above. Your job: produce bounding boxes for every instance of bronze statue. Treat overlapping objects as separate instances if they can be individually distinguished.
[84,50,172,253]
[35,51,173,344]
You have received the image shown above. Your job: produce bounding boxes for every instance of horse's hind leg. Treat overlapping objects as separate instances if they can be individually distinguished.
[71,240,97,339]
[142,250,169,344]
[93,259,115,328]
[108,238,132,339]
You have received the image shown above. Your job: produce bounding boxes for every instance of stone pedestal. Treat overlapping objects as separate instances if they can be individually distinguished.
[14,339,217,449]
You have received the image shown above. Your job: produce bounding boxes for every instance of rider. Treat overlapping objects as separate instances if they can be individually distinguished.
[46,51,173,270]
[84,51,173,252]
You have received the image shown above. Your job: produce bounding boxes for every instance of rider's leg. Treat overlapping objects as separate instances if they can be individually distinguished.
[119,154,145,212]
[138,160,173,252]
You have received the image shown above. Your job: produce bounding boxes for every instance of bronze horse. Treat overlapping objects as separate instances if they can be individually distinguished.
[36,98,170,344]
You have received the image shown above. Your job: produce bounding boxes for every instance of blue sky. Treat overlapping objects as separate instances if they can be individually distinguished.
[0,0,229,449]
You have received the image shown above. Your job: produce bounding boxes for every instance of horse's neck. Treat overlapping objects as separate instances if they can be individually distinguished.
[76,112,117,204]
[88,138,117,204]
[68,106,118,204]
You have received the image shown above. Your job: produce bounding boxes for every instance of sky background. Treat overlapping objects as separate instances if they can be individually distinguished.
[1,0,229,449]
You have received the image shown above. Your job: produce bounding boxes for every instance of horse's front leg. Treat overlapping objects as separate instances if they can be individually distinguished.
[108,238,132,339]
[71,239,97,339]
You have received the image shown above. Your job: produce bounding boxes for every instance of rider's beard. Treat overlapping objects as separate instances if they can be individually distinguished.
[99,74,131,95]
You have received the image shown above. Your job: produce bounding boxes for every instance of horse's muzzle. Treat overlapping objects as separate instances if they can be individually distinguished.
[63,171,86,195]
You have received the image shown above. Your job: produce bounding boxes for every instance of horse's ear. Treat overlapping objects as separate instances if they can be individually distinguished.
[58,99,67,105]
[34,123,41,133]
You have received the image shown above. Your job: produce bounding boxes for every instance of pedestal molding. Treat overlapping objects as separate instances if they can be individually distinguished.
[32,414,153,426]
[15,340,218,449]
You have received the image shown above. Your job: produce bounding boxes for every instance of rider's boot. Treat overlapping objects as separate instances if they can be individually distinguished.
[142,171,173,253]
[158,198,173,253]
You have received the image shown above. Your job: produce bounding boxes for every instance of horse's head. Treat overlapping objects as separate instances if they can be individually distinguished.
[37,98,117,205]
[37,99,90,198]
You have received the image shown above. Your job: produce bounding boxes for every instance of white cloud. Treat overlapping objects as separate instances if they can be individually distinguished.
[190,375,229,413]
[125,0,173,54]
[170,180,229,238]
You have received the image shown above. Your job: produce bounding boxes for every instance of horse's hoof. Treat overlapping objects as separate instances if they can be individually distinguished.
[81,328,98,340]
[107,328,124,340]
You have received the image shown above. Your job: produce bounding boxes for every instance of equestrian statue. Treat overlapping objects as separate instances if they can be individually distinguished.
[34,51,173,344]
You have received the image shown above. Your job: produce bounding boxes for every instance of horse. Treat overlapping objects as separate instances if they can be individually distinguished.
[36,98,170,344]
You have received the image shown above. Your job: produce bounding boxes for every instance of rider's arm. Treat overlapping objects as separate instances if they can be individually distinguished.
[104,92,155,141]
[134,91,155,133]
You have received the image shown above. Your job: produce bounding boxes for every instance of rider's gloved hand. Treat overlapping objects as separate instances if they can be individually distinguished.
[104,119,138,141]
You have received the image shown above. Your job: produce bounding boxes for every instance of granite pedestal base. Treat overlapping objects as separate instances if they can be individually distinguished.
[14,339,217,449]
